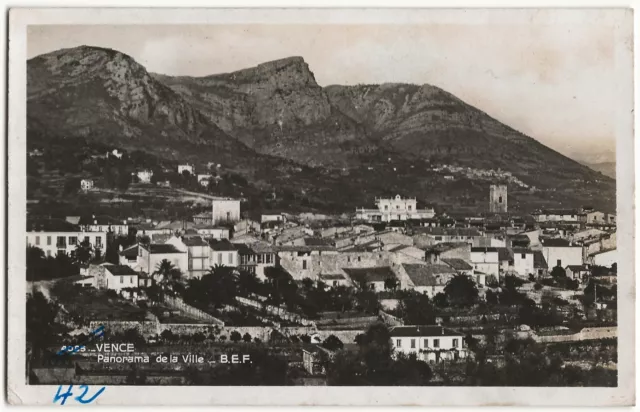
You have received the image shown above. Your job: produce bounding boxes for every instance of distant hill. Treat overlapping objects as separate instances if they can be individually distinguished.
[27,46,616,213]
[584,162,616,179]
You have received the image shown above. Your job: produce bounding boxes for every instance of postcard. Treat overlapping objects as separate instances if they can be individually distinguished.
[6,7,635,406]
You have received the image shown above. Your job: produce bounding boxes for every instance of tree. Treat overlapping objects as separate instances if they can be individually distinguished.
[27,291,60,354]
[397,291,436,325]
[551,266,567,279]
[73,240,93,266]
[160,329,175,342]
[444,274,479,307]
[230,331,242,343]
[63,178,81,195]
[322,335,344,351]
[485,289,498,305]
[242,333,252,343]
[154,259,183,294]
[384,277,399,291]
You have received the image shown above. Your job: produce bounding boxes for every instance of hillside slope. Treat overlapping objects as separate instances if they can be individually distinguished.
[27,47,616,213]
[27,46,259,167]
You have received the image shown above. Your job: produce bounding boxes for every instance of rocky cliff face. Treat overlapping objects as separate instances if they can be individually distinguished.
[154,57,372,167]
[27,46,251,164]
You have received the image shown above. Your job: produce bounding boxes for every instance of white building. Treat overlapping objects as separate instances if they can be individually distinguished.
[212,198,241,224]
[512,248,535,278]
[103,264,139,291]
[165,235,212,279]
[470,247,500,276]
[589,248,617,267]
[79,215,129,236]
[390,325,468,363]
[194,225,230,240]
[178,164,194,175]
[261,213,287,224]
[541,239,583,269]
[197,174,212,187]
[137,170,153,184]
[136,243,189,275]
[27,219,106,257]
[533,209,579,223]
[80,179,94,191]
[355,195,435,222]
[209,239,239,268]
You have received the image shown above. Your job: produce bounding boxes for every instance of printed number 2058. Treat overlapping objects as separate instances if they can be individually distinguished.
[53,385,105,405]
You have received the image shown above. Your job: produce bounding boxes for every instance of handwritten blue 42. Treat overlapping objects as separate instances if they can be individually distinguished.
[53,385,105,405]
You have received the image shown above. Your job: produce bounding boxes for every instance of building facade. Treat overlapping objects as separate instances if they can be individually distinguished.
[355,195,435,222]
[212,198,241,224]
[489,185,508,213]
[390,326,468,363]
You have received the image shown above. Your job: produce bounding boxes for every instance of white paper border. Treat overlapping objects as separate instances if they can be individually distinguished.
[6,6,635,406]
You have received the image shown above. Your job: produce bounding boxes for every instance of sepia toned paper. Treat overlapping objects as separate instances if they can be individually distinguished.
[7,7,635,406]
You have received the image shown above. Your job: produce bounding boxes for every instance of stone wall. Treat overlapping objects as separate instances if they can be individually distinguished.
[163,296,225,326]
[533,326,617,343]
[235,296,314,326]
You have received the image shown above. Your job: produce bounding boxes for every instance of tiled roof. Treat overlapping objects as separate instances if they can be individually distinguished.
[182,237,209,247]
[78,215,126,226]
[27,218,80,232]
[533,251,548,269]
[541,238,572,247]
[389,325,464,338]
[105,265,139,277]
[471,247,499,253]
[209,239,237,251]
[141,244,184,254]
[442,258,473,271]
[416,227,481,237]
[119,244,139,258]
[403,264,455,287]
[343,267,395,283]
[319,273,346,281]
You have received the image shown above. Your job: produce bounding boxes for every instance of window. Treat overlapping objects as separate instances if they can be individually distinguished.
[424,339,429,347]
[69,236,77,246]
[303,260,307,270]
[228,253,233,265]
[56,236,66,248]
[358,257,361,262]
[95,237,102,247]
[333,281,338,286]
[396,205,399,210]
[521,253,526,259]
[408,205,412,211]
[226,211,231,221]
[120,276,124,284]
[218,253,223,265]
[47,236,52,246]
[498,196,503,203]
[347,257,351,263]
[410,339,416,349]
[84,236,89,243]
[130,277,134,284]
[35,236,40,245]
[396,339,402,347]
[46,250,52,257]
[453,338,459,348]
[557,259,562,267]
[435,236,442,241]
[433,339,440,348]
[384,205,388,211]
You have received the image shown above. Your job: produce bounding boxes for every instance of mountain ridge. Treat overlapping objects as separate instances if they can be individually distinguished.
[26,46,616,213]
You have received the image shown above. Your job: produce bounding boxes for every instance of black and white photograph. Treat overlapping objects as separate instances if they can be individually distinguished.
[7,6,635,406]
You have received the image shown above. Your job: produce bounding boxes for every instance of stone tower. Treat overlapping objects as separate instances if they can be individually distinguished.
[489,185,508,213]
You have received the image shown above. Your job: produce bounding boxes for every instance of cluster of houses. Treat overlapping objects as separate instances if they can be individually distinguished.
[79,161,224,190]
[27,193,617,302]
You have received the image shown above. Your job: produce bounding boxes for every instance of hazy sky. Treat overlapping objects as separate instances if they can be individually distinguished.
[28,20,622,162]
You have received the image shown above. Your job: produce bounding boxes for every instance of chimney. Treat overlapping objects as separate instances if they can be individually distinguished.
[441,327,444,335]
